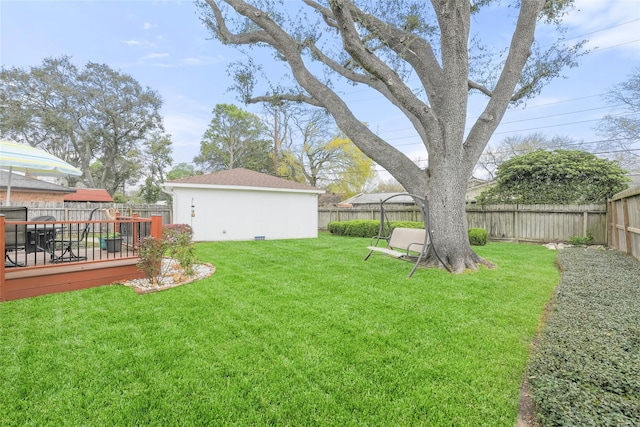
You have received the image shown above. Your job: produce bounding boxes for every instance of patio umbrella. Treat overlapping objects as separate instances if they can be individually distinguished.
[0,139,82,205]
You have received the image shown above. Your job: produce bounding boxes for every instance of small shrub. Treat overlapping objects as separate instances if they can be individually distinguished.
[137,236,169,285]
[468,228,488,246]
[137,224,197,284]
[162,224,196,275]
[568,230,594,246]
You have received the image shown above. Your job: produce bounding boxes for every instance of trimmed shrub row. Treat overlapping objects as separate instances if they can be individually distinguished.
[327,220,424,238]
[328,220,488,246]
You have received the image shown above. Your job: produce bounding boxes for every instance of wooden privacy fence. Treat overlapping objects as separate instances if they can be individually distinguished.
[608,187,640,261]
[319,204,608,244]
[466,204,607,244]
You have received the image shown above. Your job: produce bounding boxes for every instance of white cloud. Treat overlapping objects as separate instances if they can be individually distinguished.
[142,22,154,30]
[143,52,171,60]
[146,54,228,68]
[121,39,156,48]
[565,0,640,57]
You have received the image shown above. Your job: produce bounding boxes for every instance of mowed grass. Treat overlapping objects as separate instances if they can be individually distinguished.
[0,234,558,426]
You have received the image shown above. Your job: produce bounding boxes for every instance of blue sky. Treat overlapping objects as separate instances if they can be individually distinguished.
[1,0,639,178]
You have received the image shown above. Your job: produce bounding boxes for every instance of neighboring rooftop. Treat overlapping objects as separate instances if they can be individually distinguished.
[63,188,113,202]
[0,170,75,194]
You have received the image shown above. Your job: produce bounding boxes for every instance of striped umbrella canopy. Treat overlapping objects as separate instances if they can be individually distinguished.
[0,139,82,205]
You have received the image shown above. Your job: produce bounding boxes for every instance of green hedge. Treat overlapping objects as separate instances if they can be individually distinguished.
[327,220,424,238]
[468,228,488,246]
[329,222,490,246]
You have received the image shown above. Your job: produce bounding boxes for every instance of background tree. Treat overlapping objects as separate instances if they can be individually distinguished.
[0,56,166,194]
[279,107,337,185]
[84,62,164,195]
[199,0,585,272]
[275,107,375,194]
[476,133,578,180]
[194,103,273,172]
[477,150,628,204]
[324,135,376,197]
[167,163,201,181]
[372,177,405,193]
[595,67,640,172]
[138,132,173,203]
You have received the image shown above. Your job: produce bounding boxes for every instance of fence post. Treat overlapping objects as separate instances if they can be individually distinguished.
[132,213,139,251]
[623,198,632,255]
[514,205,520,243]
[0,215,6,302]
[151,215,163,240]
[606,201,611,247]
[610,200,618,250]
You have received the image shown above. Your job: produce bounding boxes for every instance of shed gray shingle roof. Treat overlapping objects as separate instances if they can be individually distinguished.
[166,168,322,192]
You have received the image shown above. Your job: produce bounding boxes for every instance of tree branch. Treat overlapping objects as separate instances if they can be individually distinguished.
[468,79,493,97]
[247,93,324,108]
[204,0,277,46]
[327,1,432,126]
[213,0,422,183]
[464,0,545,167]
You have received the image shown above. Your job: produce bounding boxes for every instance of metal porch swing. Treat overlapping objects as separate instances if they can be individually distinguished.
[364,193,451,277]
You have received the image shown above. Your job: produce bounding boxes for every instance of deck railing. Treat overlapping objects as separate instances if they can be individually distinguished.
[1,214,163,301]
[3,216,150,266]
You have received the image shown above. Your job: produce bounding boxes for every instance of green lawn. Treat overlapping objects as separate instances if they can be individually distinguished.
[0,234,558,426]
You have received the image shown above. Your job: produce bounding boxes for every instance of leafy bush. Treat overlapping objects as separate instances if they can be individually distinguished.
[468,228,488,246]
[137,224,196,284]
[568,230,594,246]
[328,220,424,237]
[137,236,169,285]
[477,149,629,204]
[163,224,196,275]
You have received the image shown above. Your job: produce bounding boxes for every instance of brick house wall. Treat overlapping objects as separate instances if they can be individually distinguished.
[0,190,67,204]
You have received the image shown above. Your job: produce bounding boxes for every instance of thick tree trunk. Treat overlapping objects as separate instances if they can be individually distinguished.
[407,165,495,274]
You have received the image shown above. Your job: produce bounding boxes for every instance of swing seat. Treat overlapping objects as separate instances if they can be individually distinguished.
[362,193,451,276]
[365,227,428,259]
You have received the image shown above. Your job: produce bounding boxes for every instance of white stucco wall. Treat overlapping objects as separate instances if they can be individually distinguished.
[166,185,321,242]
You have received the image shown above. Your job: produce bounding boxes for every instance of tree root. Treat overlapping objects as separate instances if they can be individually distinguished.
[424,249,496,274]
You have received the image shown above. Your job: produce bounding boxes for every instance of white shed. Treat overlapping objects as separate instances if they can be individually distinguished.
[161,168,325,242]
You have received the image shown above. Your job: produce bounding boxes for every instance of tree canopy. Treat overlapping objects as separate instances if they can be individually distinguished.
[0,56,168,195]
[477,150,629,204]
[274,105,375,193]
[199,0,586,273]
[194,103,273,173]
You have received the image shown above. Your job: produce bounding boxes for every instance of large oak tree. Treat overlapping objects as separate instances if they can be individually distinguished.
[199,0,584,272]
[0,56,166,195]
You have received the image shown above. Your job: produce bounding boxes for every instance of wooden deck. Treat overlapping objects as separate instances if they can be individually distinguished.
[1,215,163,302]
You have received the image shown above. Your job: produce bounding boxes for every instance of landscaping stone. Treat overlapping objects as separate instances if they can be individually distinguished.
[121,257,215,294]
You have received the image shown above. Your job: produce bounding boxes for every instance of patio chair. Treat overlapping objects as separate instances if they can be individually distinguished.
[2,207,27,267]
[51,208,99,263]
[26,215,57,254]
